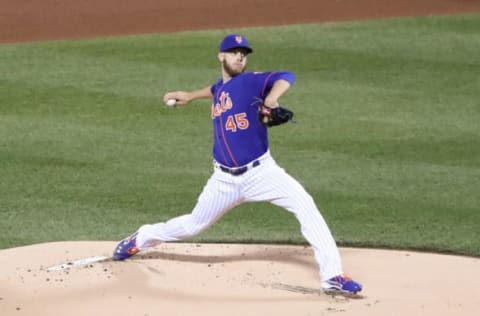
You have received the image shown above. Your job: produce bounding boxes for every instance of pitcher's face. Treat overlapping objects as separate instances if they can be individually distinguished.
[219,48,249,77]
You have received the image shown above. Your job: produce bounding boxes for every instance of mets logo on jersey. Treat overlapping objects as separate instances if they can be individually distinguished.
[211,91,233,118]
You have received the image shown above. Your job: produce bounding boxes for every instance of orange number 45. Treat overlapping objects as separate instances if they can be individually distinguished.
[225,113,249,132]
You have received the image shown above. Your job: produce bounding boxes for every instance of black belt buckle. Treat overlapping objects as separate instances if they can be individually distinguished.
[220,165,248,176]
[220,160,260,176]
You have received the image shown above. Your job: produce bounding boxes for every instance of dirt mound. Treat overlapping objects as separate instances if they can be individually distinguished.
[0,242,478,315]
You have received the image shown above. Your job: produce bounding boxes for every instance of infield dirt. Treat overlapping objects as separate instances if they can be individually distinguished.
[1,1,480,315]
[1,0,480,43]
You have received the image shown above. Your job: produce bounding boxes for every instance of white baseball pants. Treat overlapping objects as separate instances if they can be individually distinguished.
[136,150,343,282]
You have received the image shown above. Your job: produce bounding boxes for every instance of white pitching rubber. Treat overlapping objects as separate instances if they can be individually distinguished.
[46,255,110,271]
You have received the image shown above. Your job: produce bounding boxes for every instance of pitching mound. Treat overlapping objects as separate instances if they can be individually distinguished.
[0,242,478,316]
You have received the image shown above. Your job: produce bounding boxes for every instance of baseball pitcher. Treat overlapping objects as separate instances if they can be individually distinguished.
[113,34,362,295]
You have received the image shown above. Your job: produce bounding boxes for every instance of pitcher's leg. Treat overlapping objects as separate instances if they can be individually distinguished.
[244,163,343,281]
[136,171,243,249]
[281,192,343,281]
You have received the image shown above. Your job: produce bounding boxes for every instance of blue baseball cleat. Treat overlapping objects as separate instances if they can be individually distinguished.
[322,275,362,295]
[113,232,140,260]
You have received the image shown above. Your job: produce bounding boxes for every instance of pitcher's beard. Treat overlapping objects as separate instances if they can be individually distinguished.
[223,60,246,77]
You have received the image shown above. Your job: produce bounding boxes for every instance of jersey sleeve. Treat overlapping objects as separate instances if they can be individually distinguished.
[260,71,296,97]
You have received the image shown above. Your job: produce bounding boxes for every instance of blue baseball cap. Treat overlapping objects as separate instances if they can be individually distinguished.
[219,34,253,54]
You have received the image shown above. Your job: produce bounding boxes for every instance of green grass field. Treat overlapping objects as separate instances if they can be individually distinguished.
[1,14,479,256]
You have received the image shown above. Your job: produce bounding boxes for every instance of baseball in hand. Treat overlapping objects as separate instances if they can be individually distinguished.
[165,98,177,107]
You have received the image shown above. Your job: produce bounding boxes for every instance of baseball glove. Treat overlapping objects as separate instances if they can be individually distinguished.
[258,105,294,127]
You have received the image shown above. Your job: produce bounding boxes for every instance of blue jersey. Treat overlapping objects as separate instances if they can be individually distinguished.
[210,71,295,167]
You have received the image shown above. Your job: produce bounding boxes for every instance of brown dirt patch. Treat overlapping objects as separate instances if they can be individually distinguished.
[1,0,479,43]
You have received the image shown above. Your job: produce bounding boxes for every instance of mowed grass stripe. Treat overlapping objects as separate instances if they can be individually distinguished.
[0,14,479,255]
